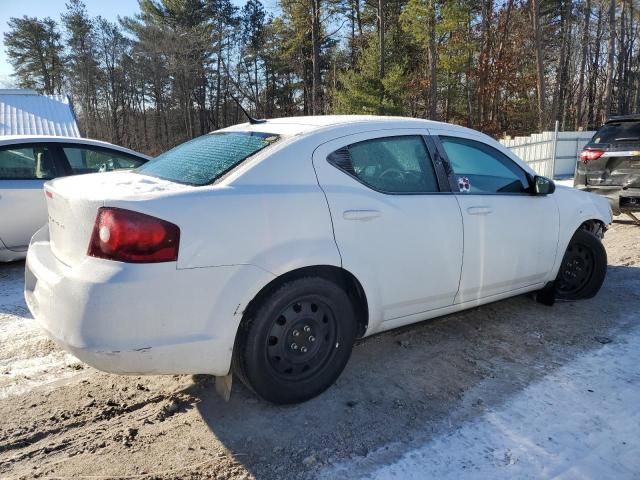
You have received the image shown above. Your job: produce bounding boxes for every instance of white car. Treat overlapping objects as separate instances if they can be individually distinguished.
[24,116,612,404]
[0,135,150,261]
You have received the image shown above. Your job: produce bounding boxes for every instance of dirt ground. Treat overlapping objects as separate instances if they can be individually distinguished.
[1,221,639,480]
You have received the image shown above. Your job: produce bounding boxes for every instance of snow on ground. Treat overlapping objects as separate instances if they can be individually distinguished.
[320,321,640,480]
[555,177,575,188]
[0,262,81,399]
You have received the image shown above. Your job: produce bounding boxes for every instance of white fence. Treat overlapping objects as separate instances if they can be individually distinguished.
[500,129,595,179]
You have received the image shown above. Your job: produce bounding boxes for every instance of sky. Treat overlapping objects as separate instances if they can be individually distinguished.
[0,0,140,85]
[0,0,270,87]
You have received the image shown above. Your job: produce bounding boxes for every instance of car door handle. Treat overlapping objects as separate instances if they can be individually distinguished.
[466,206,493,215]
[343,209,381,221]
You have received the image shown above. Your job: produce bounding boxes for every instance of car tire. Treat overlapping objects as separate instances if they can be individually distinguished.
[554,228,607,300]
[233,276,357,404]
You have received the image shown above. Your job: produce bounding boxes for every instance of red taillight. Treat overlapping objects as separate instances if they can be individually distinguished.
[88,207,180,263]
[579,149,605,163]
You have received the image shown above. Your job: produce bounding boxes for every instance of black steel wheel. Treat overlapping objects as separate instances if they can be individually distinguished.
[233,276,357,404]
[555,229,607,300]
[266,298,339,381]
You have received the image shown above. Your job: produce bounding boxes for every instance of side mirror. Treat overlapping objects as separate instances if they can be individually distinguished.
[533,175,555,195]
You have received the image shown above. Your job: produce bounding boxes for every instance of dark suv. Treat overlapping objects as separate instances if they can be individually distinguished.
[575,115,640,220]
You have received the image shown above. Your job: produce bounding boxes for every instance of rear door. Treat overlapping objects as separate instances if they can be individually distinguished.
[432,132,559,302]
[313,130,463,325]
[0,143,62,250]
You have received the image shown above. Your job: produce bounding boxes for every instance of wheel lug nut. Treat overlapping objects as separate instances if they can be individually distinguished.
[308,336,315,342]
[292,330,300,337]
[291,343,298,350]
[303,325,311,333]
[301,346,308,353]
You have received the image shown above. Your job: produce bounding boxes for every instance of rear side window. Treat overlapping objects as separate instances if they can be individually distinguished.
[593,121,640,144]
[0,145,59,180]
[328,136,439,193]
[63,146,145,174]
[137,132,279,186]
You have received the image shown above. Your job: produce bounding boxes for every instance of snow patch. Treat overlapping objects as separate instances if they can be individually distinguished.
[0,263,82,399]
[320,325,640,479]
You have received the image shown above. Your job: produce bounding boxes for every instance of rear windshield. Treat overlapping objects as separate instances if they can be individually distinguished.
[593,121,640,144]
[137,132,279,185]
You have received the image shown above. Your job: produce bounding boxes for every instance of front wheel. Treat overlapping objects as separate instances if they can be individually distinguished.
[233,277,357,404]
[554,229,607,300]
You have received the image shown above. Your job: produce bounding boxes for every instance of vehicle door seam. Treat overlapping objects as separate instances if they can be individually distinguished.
[310,150,344,268]
[452,194,465,304]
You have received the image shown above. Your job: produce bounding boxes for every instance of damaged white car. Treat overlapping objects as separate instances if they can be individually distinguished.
[25,116,612,404]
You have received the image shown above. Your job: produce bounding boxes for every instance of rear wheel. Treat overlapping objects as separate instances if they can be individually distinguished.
[554,229,607,300]
[233,277,357,404]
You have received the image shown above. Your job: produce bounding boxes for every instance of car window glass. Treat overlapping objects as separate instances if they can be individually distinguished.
[0,145,58,180]
[440,136,529,194]
[593,121,640,144]
[63,147,145,174]
[137,132,279,186]
[328,136,439,193]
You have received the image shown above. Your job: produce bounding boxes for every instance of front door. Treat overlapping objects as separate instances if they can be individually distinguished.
[433,133,559,303]
[313,130,463,328]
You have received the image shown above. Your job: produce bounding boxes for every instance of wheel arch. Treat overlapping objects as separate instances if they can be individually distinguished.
[578,218,606,239]
[549,216,607,281]
[239,265,369,340]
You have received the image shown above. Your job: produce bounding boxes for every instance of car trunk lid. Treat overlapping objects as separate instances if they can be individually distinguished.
[44,171,186,267]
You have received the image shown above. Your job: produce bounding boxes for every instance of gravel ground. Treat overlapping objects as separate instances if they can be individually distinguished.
[0,220,639,479]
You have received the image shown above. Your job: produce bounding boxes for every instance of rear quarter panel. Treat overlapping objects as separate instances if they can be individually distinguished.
[108,135,341,275]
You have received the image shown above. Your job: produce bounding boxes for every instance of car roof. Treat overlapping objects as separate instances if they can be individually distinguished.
[605,114,640,123]
[0,135,152,160]
[220,115,482,138]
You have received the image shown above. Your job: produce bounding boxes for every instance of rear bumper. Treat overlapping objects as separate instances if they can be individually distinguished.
[25,227,273,376]
[573,185,640,215]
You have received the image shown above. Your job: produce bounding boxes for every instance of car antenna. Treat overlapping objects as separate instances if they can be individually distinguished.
[230,94,266,125]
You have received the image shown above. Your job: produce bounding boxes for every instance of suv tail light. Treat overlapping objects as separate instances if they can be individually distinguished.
[88,207,180,263]
[579,148,605,163]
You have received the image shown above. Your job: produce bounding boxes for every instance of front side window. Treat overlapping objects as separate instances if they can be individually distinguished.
[0,145,58,180]
[440,136,530,194]
[137,132,280,186]
[328,136,439,193]
[63,147,145,174]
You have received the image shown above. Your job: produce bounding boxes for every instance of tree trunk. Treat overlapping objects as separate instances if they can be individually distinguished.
[575,0,591,129]
[603,0,616,122]
[427,0,437,120]
[531,0,546,130]
[378,0,384,80]
[311,0,322,115]
[587,6,603,128]
[478,0,493,124]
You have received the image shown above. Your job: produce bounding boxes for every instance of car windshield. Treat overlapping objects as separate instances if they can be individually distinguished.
[593,121,640,144]
[137,131,280,185]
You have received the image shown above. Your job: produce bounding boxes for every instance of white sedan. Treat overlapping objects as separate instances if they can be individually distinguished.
[0,135,150,261]
[25,116,611,404]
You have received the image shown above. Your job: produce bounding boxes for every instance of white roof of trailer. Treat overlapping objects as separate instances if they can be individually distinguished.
[0,89,80,137]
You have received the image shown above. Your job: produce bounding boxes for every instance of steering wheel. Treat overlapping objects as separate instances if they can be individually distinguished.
[379,168,404,182]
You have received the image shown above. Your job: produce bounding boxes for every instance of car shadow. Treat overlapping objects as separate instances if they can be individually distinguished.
[0,260,28,317]
[183,264,640,479]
